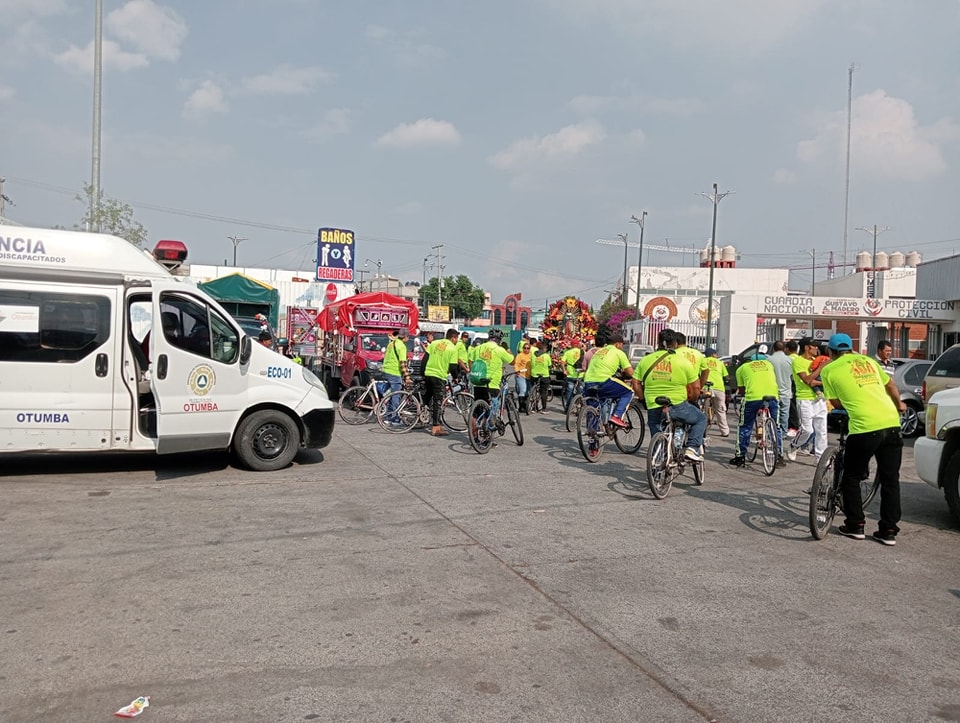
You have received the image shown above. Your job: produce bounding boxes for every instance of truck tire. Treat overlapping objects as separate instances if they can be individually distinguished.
[233,410,300,471]
[945,450,960,528]
[322,369,340,400]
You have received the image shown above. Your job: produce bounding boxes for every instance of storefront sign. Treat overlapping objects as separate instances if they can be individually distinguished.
[760,296,955,321]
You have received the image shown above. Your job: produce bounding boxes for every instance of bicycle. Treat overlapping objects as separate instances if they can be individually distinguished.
[338,376,390,425]
[468,372,524,454]
[528,378,554,414]
[376,376,474,434]
[745,396,780,476]
[576,388,645,463]
[808,412,881,540]
[646,396,704,498]
[696,381,715,440]
[564,378,585,432]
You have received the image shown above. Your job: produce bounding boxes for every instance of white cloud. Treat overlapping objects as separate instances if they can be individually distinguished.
[303,108,351,143]
[543,0,829,53]
[182,80,228,121]
[240,64,335,95]
[376,118,461,149]
[489,121,606,170]
[106,0,188,62]
[54,39,148,73]
[797,89,960,181]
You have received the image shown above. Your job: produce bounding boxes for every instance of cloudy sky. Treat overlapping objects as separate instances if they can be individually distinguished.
[1,0,958,307]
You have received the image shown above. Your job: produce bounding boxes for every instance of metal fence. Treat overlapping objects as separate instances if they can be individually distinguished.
[625,317,719,350]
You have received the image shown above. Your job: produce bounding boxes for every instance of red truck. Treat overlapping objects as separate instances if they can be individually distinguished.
[315,291,419,397]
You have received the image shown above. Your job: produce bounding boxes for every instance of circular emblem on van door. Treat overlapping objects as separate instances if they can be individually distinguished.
[188,364,216,396]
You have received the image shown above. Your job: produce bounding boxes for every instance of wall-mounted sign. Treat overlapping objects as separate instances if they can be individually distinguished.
[316,228,355,282]
[427,305,450,322]
[760,296,955,321]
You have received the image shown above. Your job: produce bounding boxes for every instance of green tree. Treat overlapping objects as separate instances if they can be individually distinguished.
[75,183,148,247]
[419,274,485,320]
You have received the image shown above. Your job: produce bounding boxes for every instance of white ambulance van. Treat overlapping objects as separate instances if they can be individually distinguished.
[0,227,335,471]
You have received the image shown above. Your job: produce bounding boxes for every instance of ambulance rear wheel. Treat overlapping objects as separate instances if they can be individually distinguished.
[234,410,300,471]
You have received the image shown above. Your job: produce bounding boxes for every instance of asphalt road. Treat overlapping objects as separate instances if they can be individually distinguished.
[2,407,959,722]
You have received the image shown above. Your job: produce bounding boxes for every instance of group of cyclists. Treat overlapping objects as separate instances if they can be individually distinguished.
[380,321,906,545]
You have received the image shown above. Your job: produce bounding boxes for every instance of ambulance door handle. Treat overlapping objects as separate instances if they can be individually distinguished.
[95,353,108,377]
[157,355,168,380]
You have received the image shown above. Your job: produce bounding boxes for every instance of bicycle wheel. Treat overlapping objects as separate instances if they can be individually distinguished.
[441,391,474,433]
[809,446,839,540]
[747,421,760,462]
[646,432,673,498]
[761,416,778,476]
[692,455,705,486]
[377,390,421,433]
[546,386,554,403]
[565,394,584,433]
[338,385,375,425]
[468,399,493,454]
[529,389,542,414]
[614,401,646,454]
[577,404,603,463]
[505,393,524,446]
[853,456,881,509]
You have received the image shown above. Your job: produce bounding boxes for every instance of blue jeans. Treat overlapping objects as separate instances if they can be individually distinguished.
[646,401,706,452]
[564,376,581,411]
[515,376,530,399]
[583,379,633,419]
[738,399,782,457]
[778,392,791,436]
[384,373,403,422]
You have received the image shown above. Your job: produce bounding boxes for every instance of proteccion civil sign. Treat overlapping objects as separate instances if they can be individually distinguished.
[316,227,355,282]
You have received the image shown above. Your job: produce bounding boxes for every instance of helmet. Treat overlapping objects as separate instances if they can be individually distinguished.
[488,328,504,342]
[757,344,769,355]
[828,333,853,351]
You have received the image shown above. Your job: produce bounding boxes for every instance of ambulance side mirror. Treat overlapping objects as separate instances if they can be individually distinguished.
[240,335,252,365]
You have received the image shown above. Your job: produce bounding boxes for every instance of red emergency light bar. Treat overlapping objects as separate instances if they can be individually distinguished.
[152,239,188,271]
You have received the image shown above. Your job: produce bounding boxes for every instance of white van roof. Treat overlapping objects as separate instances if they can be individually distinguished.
[0,226,172,279]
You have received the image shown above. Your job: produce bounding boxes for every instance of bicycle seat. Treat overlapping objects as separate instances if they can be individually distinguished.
[654,396,672,406]
[475,378,491,386]
[583,388,602,398]
[762,395,777,402]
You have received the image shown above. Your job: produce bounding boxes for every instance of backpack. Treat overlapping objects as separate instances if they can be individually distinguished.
[469,357,489,385]
[573,349,584,371]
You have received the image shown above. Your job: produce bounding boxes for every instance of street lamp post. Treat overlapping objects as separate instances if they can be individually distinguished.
[630,212,647,316]
[364,258,382,292]
[855,225,891,298]
[698,183,734,351]
[227,235,247,266]
[616,233,630,306]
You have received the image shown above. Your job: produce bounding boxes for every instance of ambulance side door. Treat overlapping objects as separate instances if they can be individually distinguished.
[149,291,244,454]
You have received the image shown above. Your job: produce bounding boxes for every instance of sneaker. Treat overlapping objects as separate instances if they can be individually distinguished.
[684,447,703,462]
[729,455,745,467]
[609,415,628,428]
[786,446,798,462]
[720,432,730,437]
[431,426,449,437]
[837,525,865,540]
[786,428,798,438]
[776,456,786,469]
[872,530,897,546]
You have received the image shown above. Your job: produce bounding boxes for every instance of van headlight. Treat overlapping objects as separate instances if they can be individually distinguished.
[925,404,938,438]
[301,366,325,390]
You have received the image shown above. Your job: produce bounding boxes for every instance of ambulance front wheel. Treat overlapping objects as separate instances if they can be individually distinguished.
[234,410,300,471]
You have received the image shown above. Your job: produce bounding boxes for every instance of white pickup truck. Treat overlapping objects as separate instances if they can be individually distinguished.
[913,386,960,526]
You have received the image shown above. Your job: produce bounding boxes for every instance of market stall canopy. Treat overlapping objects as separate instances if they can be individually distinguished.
[197,273,280,328]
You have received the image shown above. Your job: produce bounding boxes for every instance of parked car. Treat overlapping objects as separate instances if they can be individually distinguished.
[923,343,960,404]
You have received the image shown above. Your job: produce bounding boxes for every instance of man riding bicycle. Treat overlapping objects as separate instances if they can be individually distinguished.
[635,328,706,462]
[820,333,905,545]
[581,332,639,428]
[729,345,783,468]
[471,328,515,403]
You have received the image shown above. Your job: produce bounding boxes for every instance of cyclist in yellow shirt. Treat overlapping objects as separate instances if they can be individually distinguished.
[582,332,639,428]
[699,347,730,437]
[730,346,782,467]
[424,328,460,437]
[561,343,584,412]
[820,333,905,545]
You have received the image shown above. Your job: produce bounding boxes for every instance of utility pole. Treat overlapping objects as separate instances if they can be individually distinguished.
[841,62,856,273]
[432,244,444,306]
[856,224,891,298]
[0,177,13,220]
[698,183,734,351]
[227,236,247,266]
[615,233,630,306]
[89,0,103,232]
[630,212,647,315]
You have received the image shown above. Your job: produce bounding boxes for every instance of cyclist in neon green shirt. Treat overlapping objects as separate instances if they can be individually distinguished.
[382,328,411,426]
[699,347,730,436]
[561,344,584,412]
[820,333,905,545]
[472,328,514,404]
[730,345,781,467]
[424,329,460,436]
[634,328,705,461]
[530,342,553,413]
[583,332,640,428]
